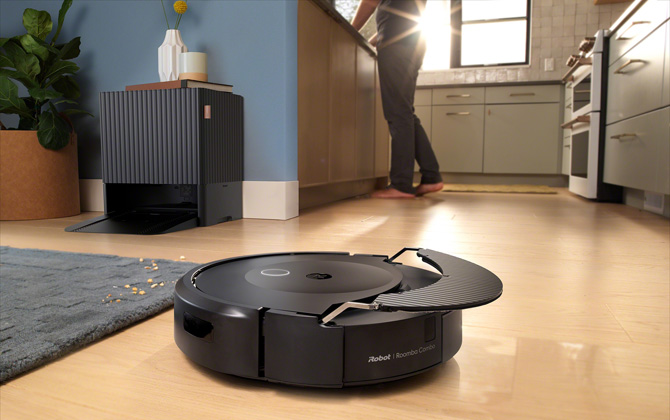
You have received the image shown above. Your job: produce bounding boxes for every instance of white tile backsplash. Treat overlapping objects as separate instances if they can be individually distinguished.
[418,0,636,86]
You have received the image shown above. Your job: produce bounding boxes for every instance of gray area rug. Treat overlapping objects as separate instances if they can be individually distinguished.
[0,247,199,382]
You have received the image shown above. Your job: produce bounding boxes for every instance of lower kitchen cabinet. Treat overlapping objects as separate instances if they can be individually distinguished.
[603,107,670,195]
[417,83,562,175]
[432,105,485,173]
[483,103,561,174]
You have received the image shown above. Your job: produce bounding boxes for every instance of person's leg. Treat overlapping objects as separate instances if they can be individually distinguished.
[413,114,441,185]
[413,115,443,195]
[377,43,420,195]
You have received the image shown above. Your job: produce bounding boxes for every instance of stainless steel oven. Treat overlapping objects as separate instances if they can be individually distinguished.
[562,30,621,201]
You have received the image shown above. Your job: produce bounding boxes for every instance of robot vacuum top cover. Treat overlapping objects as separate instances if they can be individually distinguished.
[174,248,502,387]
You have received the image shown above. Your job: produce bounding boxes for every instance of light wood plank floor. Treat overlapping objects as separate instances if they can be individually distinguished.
[1,189,668,420]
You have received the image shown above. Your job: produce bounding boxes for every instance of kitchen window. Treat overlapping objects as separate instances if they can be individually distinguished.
[333,0,531,71]
[452,0,531,68]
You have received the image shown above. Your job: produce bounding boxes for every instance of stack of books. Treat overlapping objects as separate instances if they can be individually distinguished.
[125,80,233,92]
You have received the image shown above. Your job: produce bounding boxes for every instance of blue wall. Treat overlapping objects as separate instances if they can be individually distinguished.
[0,0,298,182]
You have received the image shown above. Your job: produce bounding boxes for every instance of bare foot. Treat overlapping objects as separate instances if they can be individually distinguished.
[416,182,444,196]
[370,187,415,199]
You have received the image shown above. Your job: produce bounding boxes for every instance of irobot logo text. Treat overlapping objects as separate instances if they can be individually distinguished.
[367,344,436,363]
[368,354,392,363]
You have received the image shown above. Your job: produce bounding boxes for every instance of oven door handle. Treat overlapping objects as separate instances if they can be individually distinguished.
[614,59,645,74]
[561,115,591,129]
[561,57,592,83]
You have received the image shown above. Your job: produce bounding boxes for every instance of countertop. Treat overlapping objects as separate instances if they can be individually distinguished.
[309,0,376,56]
[417,80,563,89]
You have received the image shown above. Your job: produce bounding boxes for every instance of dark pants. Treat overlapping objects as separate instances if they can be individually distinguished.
[377,40,442,195]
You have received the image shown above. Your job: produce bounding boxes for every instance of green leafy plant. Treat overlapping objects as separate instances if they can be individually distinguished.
[0,0,91,150]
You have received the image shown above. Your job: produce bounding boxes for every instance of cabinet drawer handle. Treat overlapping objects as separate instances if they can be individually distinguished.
[616,21,651,40]
[509,92,535,97]
[611,133,637,141]
[446,112,471,116]
[614,59,645,74]
[564,144,571,148]
[565,104,572,109]
[446,94,471,98]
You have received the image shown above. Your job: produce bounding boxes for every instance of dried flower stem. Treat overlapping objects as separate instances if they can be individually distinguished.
[161,0,170,29]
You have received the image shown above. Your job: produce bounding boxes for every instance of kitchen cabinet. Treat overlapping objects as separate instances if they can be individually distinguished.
[356,46,376,180]
[432,105,485,173]
[297,0,331,186]
[418,83,562,175]
[604,2,670,196]
[603,108,670,194]
[608,0,669,66]
[297,0,389,191]
[607,21,667,124]
[374,69,389,178]
[484,103,560,174]
[329,21,358,182]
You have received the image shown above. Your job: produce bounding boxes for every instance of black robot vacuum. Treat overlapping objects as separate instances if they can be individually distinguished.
[174,248,502,387]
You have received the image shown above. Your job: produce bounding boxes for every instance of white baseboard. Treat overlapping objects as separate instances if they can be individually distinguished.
[79,179,300,220]
[243,181,299,220]
[80,179,104,212]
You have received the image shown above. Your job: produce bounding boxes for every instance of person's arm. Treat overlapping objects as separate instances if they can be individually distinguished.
[368,32,378,47]
[351,0,381,31]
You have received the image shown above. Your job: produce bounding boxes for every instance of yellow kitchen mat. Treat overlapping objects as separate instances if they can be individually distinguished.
[442,184,557,194]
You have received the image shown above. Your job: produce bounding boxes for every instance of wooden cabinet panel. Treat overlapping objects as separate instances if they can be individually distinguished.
[374,65,389,177]
[607,22,667,125]
[603,107,670,194]
[663,23,670,107]
[297,1,330,186]
[356,47,376,179]
[329,22,357,182]
[432,105,485,173]
[483,103,560,174]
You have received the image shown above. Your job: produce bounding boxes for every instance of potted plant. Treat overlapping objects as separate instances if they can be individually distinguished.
[0,0,90,220]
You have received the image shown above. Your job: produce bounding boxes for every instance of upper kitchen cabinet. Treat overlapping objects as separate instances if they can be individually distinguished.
[297,0,388,192]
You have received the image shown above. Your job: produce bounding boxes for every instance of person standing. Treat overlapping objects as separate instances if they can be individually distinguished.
[352,0,443,198]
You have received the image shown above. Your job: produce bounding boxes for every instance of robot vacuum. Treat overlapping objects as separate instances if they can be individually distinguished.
[174,248,502,387]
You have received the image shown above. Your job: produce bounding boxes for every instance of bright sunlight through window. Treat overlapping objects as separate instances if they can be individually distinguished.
[420,0,529,70]
[420,1,452,71]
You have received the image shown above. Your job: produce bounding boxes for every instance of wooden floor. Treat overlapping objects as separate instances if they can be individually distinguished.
[1,189,668,420]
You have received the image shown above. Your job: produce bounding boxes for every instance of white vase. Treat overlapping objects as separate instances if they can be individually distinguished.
[158,29,188,82]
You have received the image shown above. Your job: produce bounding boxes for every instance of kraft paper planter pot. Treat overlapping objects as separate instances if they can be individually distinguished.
[0,130,80,220]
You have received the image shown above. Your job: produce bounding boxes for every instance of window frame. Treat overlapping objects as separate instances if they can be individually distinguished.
[450,0,532,69]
